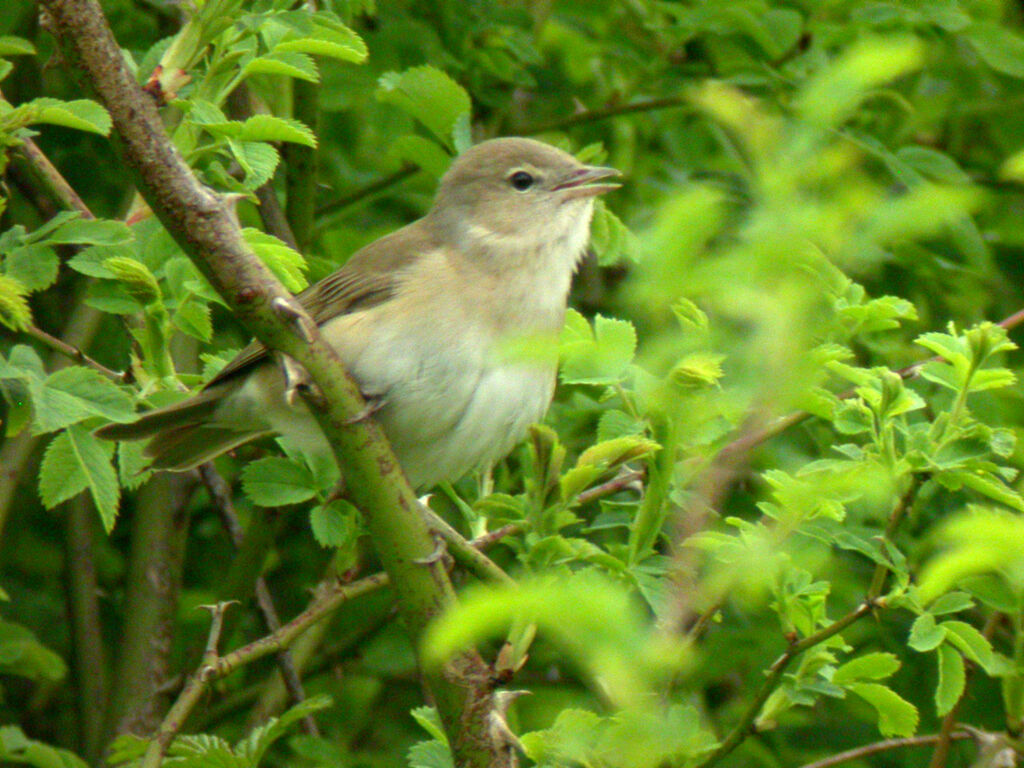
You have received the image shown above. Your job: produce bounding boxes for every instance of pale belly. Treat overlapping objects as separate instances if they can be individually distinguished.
[236,326,557,490]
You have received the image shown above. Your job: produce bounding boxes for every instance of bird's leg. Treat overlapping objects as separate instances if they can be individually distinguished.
[271,296,316,343]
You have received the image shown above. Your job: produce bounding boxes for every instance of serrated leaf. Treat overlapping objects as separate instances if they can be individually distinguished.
[48,218,133,247]
[935,644,965,716]
[239,114,316,147]
[942,620,994,670]
[274,15,367,63]
[242,51,319,82]
[241,457,316,506]
[44,366,135,423]
[847,682,918,737]
[956,470,1024,512]
[118,440,152,490]
[0,274,31,330]
[4,244,59,291]
[20,98,111,135]
[833,652,901,684]
[172,298,212,342]
[242,228,308,291]
[38,425,119,531]
[560,309,637,386]
[377,65,471,149]
[309,499,358,548]
[234,141,280,191]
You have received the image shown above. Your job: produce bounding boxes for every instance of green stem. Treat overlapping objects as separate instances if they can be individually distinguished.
[284,77,319,253]
[698,601,876,768]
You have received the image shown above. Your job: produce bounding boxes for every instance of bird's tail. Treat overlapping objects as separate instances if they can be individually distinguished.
[95,388,270,471]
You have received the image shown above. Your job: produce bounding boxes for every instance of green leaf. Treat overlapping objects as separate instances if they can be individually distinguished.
[833,652,900,684]
[0,36,35,56]
[309,499,359,548]
[846,682,918,737]
[967,22,1024,79]
[560,309,637,386]
[410,706,448,744]
[942,620,994,670]
[0,725,89,768]
[20,98,111,135]
[908,613,947,652]
[0,619,67,682]
[928,591,974,615]
[242,228,308,291]
[377,65,471,149]
[895,146,971,185]
[239,114,317,147]
[172,298,212,342]
[38,425,119,531]
[269,12,367,63]
[935,644,965,716]
[242,51,319,82]
[47,218,133,247]
[44,366,135,423]
[241,456,316,507]
[3,244,59,291]
[0,274,31,331]
[103,256,161,305]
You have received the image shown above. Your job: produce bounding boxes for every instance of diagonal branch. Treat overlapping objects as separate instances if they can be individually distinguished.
[38,1,501,765]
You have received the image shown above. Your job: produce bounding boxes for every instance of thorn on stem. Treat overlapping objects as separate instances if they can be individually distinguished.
[272,296,317,343]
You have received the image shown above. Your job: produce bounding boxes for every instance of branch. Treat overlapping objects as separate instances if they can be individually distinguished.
[65,495,109,763]
[518,96,691,135]
[718,303,1024,461]
[698,601,877,768]
[315,164,419,219]
[798,732,970,768]
[21,323,125,381]
[39,1,500,763]
[142,524,515,763]
[13,134,95,218]
[104,472,194,741]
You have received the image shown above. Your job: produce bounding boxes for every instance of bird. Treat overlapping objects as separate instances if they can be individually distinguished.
[96,137,620,489]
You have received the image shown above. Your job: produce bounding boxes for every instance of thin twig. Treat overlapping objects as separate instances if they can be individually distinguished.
[698,601,877,768]
[576,469,645,505]
[194,463,319,735]
[21,323,124,381]
[314,165,418,219]
[15,135,96,218]
[141,602,235,768]
[420,506,516,586]
[798,732,971,768]
[141,524,512,764]
[518,96,691,135]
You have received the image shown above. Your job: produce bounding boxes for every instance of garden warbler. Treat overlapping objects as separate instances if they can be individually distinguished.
[96,137,620,489]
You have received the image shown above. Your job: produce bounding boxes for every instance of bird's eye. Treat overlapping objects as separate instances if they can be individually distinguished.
[509,170,534,191]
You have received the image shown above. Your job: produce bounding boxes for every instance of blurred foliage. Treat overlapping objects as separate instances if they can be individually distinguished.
[2,0,1024,767]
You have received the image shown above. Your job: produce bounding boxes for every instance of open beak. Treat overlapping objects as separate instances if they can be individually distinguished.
[552,165,622,199]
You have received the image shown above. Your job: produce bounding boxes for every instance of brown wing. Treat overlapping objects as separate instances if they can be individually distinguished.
[206,218,436,387]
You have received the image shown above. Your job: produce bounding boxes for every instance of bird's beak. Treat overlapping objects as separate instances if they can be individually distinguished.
[552,165,622,199]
